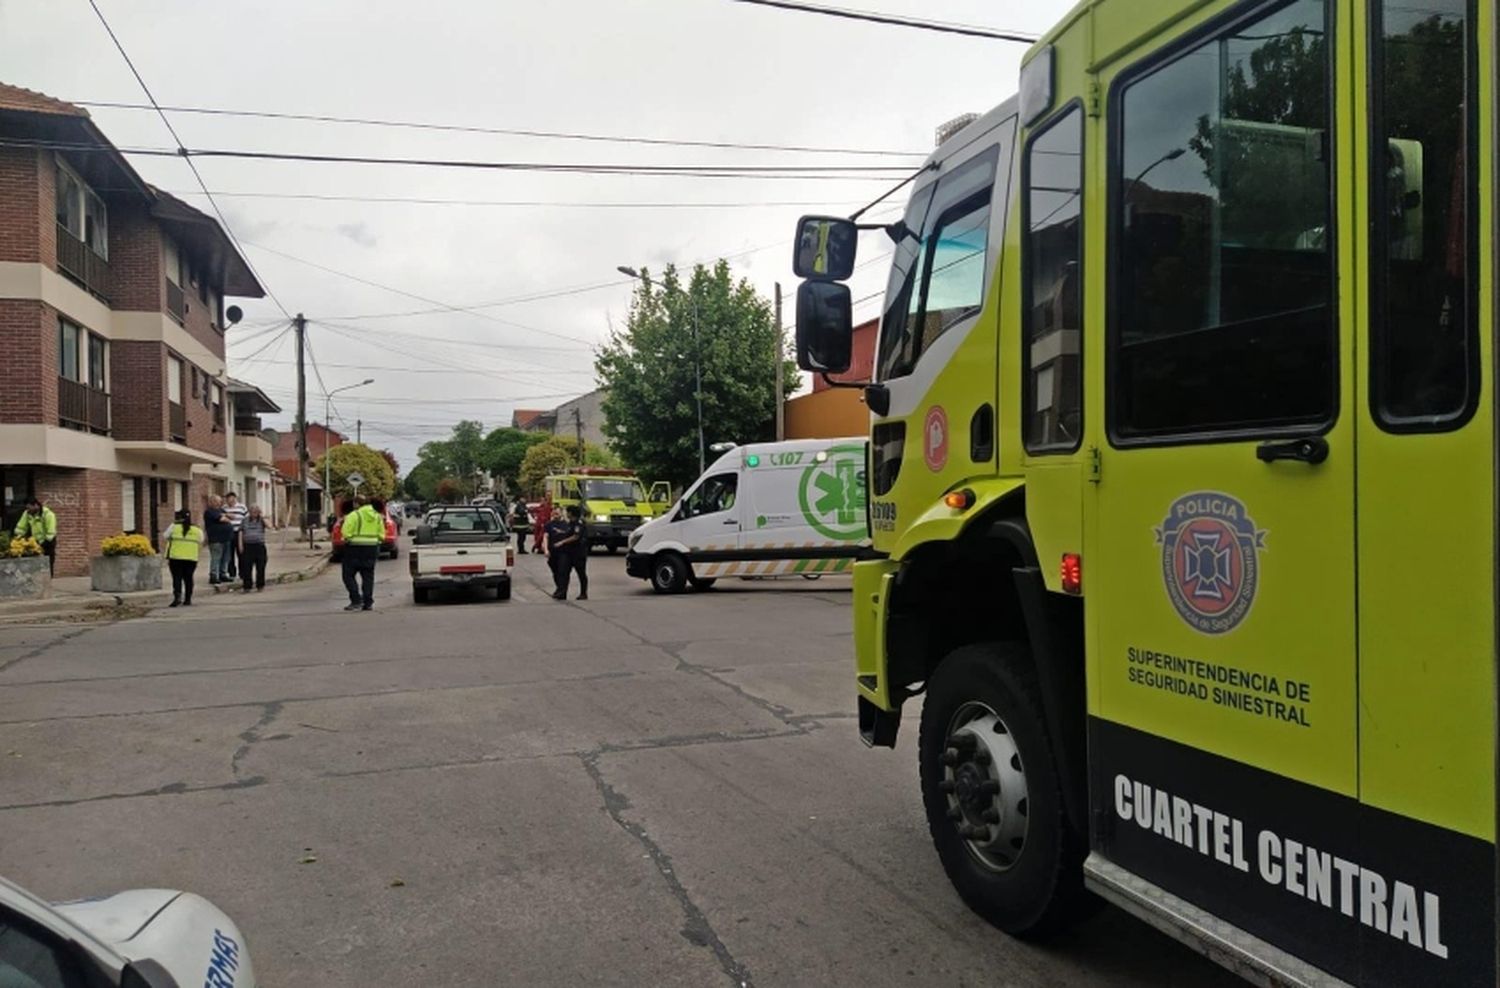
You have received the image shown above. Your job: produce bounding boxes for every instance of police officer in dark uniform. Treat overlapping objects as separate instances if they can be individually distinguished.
[545,505,589,600]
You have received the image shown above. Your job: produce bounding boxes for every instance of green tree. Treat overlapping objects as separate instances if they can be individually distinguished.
[597,261,795,489]
[518,436,614,495]
[481,427,548,491]
[403,459,443,501]
[416,419,486,496]
[314,443,396,501]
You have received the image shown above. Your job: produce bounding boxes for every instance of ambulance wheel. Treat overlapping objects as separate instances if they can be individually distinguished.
[651,553,688,594]
[688,577,717,591]
[919,642,1085,938]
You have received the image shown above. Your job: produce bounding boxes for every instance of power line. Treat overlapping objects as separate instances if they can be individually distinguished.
[84,0,291,319]
[164,189,871,210]
[724,0,1038,42]
[243,241,597,347]
[72,99,927,158]
[0,139,911,179]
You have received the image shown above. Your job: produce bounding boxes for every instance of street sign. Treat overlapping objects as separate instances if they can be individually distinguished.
[346,471,365,488]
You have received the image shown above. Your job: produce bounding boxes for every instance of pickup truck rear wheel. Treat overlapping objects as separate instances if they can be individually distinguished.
[651,553,688,594]
[495,582,511,601]
[413,587,430,604]
[919,642,1086,938]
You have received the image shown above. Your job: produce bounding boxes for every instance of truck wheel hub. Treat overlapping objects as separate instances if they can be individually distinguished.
[944,703,1030,873]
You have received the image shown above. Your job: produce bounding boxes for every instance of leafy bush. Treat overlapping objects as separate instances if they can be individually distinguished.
[100,533,156,557]
[1,537,42,559]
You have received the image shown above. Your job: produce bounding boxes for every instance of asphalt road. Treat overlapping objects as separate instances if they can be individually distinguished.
[0,544,1241,987]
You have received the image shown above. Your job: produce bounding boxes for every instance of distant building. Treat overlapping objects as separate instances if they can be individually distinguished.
[784,318,878,440]
[273,422,343,524]
[515,390,608,448]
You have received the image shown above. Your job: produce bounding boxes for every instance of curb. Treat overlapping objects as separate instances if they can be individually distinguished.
[0,556,332,626]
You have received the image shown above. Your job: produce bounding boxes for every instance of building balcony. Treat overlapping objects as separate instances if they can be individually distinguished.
[56,224,109,302]
[233,431,274,467]
[56,377,110,435]
[169,401,186,443]
[166,280,185,323]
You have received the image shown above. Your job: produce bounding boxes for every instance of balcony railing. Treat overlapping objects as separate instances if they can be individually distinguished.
[233,431,275,466]
[57,377,110,435]
[166,280,185,323]
[169,401,186,443]
[56,225,109,301]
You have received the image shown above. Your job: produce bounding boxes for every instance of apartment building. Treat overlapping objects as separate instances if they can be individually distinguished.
[0,83,266,575]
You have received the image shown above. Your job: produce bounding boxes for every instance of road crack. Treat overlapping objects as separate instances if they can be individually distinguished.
[0,627,95,674]
[579,750,754,988]
[230,701,284,780]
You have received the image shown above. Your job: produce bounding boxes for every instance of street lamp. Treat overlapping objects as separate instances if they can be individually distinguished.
[618,266,705,475]
[323,378,374,521]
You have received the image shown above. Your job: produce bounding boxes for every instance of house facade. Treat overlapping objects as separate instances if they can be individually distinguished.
[0,83,266,574]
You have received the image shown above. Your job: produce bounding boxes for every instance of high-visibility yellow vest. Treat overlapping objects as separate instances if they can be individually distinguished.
[164,525,204,561]
[342,505,385,545]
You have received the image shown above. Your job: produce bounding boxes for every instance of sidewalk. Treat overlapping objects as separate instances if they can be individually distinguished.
[0,527,334,625]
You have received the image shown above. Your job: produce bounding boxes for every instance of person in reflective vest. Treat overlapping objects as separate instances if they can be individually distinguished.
[13,498,58,575]
[163,510,204,607]
[340,497,385,612]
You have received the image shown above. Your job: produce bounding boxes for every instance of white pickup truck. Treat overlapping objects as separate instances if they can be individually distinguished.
[408,505,513,603]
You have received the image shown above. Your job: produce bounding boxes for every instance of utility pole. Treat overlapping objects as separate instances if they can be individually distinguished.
[356,418,362,444]
[294,313,312,548]
[573,408,584,466]
[773,281,784,441]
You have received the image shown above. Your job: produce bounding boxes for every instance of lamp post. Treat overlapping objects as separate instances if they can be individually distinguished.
[618,266,705,476]
[323,378,374,521]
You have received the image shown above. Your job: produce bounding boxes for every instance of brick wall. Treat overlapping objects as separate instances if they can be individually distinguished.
[32,467,124,577]
[179,262,226,360]
[182,367,226,457]
[0,299,56,424]
[108,200,162,313]
[110,340,166,441]
[0,148,41,265]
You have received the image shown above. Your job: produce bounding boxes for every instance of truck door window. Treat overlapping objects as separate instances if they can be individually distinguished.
[1370,0,1478,430]
[875,147,999,382]
[1023,106,1084,452]
[1110,0,1336,441]
[0,909,91,988]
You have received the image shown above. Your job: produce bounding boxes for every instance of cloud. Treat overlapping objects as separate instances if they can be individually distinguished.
[335,221,378,248]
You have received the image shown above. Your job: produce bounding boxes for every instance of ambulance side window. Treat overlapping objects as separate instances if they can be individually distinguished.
[0,908,91,988]
[1369,0,1478,430]
[1109,0,1336,441]
[680,474,737,519]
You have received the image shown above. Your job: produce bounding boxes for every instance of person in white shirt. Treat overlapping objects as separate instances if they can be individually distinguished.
[222,491,247,583]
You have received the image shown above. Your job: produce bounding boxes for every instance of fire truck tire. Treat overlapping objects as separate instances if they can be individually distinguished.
[651,553,688,594]
[919,642,1086,938]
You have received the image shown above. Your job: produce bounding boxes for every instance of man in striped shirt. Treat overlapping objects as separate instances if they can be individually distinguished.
[223,491,247,583]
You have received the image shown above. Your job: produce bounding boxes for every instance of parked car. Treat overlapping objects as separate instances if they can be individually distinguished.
[329,505,399,561]
[0,872,256,987]
[409,505,512,603]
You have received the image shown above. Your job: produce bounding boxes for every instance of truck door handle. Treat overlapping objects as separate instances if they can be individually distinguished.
[1256,436,1329,465]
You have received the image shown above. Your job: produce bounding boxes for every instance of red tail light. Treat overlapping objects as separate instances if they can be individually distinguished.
[1061,553,1082,595]
[507,548,515,568]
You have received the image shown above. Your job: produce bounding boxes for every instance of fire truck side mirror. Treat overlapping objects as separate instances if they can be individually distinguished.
[795,280,853,374]
[793,215,858,281]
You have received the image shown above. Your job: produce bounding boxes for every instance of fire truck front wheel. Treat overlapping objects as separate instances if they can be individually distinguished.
[919,642,1086,938]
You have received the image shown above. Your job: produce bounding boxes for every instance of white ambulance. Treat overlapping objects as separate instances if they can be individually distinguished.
[624,438,870,593]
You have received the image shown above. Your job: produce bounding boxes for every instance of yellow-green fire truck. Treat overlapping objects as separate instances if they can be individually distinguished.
[789,0,1494,984]
[543,469,671,553]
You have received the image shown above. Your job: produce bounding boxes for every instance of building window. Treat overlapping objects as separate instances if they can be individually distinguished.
[57,320,79,382]
[213,382,224,423]
[1369,0,1479,430]
[55,158,107,259]
[1023,106,1084,452]
[167,355,183,404]
[1110,0,1335,441]
[121,478,138,532]
[191,367,200,398]
[57,318,107,389]
[164,237,181,287]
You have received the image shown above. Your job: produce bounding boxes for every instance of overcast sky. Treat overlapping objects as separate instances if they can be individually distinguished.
[1,0,1072,470]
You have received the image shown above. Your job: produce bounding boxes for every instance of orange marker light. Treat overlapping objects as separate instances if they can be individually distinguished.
[1061,553,1082,594]
[943,488,976,511]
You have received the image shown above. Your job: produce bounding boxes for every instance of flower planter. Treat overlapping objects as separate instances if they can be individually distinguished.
[90,555,162,593]
[0,555,50,599]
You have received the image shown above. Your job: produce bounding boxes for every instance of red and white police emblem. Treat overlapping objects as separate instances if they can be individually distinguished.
[1155,492,1267,635]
